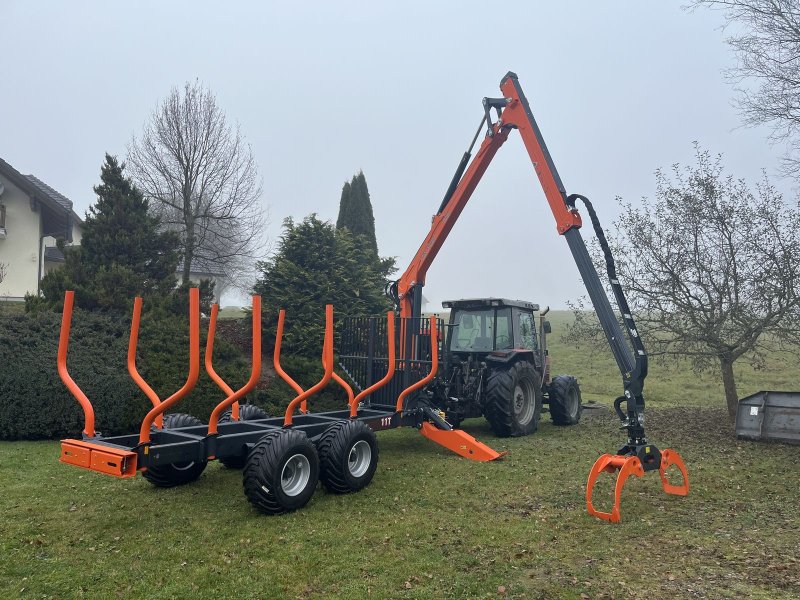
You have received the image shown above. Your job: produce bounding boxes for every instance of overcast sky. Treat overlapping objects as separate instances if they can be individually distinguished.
[1,1,790,308]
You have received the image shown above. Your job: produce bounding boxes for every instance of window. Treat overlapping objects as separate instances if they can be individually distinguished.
[0,204,6,236]
[449,307,512,351]
[518,312,537,351]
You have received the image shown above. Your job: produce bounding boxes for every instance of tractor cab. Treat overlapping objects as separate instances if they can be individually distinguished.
[442,298,544,356]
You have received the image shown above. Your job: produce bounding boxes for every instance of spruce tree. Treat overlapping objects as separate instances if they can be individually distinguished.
[38,154,181,310]
[254,215,391,357]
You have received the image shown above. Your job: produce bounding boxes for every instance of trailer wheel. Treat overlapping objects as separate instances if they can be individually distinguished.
[217,404,270,469]
[142,413,208,488]
[317,420,379,494]
[548,375,583,426]
[484,361,542,437]
[243,429,319,515]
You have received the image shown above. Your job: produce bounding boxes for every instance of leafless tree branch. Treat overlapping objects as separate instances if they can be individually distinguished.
[127,80,267,290]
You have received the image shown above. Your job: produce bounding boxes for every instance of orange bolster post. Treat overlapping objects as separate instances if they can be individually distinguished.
[327,354,354,409]
[283,305,334,426]
[350,312,396,417]
[205,303,239,421]
[274,309,307,412]
[207,296,263,435]
[127,297,163,429]
[396,316,438,412]
[138,288,201,444]
[58,291,96,438]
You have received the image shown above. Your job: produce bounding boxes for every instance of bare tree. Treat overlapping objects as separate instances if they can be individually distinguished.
[128,81,266,286]
[691,1,800,178]
[566,146,800,419]
[0,262,6,285]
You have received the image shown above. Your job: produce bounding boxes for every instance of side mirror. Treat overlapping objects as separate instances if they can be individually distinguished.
[543,320,552,334]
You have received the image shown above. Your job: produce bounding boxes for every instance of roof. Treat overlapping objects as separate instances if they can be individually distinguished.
[177,256,226,278]
[0,157,81,240]
[441,298,540,311]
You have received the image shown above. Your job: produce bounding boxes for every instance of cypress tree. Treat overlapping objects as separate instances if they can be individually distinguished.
[335,171,378,255]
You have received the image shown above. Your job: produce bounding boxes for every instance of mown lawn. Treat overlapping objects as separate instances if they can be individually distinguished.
[1,312,798,599]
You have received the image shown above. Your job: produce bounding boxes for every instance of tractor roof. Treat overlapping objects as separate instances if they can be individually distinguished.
[441,298,539,311]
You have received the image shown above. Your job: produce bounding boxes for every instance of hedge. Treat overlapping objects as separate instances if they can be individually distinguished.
[0,309,350,440]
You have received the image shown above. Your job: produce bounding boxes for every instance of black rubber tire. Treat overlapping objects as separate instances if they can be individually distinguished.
[317,420,379,494]
[243,429,319,515]
[142,413,207,488]
[484,361,543,437]
[217,404,270,469]
[548,375,583,426]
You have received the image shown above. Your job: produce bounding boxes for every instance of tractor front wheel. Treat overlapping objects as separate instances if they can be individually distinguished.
[548,375,583,426]
[142,413,208,488]
[243,429,319,515]
[484,361,543,437]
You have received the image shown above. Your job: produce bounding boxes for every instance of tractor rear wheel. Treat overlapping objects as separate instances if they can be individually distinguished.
[317,420,379,494]
[548,375,583,426]
[243,429,319,515]
[218,404,270,468]
[142,413,208,488]
[484,361,542,437]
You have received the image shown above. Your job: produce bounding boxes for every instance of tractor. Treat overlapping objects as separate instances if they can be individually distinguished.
[431,298,581,435]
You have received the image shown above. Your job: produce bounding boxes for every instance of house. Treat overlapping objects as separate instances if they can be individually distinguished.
[0,158,83,301]
[0,157,230,303]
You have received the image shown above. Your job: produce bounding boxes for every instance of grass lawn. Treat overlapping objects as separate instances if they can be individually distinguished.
[1,312,798,599]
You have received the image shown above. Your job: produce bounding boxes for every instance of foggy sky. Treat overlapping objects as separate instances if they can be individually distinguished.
[1,1,789,308]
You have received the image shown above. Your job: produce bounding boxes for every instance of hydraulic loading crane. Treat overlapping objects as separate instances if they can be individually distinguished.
[387,72,689,522]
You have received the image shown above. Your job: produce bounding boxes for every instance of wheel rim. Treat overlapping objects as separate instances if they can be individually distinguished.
[348,440,372,478]
[514,380,535,425]
[281,453,311,497]
[567,387,579,418]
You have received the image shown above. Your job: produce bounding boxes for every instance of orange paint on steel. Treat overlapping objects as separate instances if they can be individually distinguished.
[418,422,504,462]
[658,449,690,496]
[207,296,263,435]
[57,291,96,437]
[585,454,644,524]
[283,305,334,427]
[326,351,354,406]
[395,316,438,412]
[127,297,163,429]
[138,288,201,444]
[205,303,239,420]
[273,309,307,412]
[350,312,395,417]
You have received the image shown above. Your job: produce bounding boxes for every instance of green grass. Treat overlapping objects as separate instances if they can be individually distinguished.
[1,312,799,599]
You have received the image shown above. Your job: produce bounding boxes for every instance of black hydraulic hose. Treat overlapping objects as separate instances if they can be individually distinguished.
[437,116,487,215]
[566,194,648,395]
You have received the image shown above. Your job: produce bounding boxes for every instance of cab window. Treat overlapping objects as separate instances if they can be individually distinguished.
[518,311,537,351]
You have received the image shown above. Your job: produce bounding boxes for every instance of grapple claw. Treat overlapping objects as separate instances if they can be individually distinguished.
[586,453,644,523]
[659,448,689,496]
[586,446,689,523]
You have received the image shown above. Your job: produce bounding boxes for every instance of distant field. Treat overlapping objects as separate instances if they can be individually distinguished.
[1,309,798,599]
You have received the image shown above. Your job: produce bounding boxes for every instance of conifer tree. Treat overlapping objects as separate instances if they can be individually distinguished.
[38,154,181,310]
[335,171,378,254]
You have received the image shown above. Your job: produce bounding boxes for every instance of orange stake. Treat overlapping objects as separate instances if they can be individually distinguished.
[205,303,239,421]
[350,312,395,417]
[396,316,438,412]
[274,309,307,412]
[58,291,95,438]
[207,296,262,435]
[128,297,163,429]
[138,288,201,444]
[283,305,334,426]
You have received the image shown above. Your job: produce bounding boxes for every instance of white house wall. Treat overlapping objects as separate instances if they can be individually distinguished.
[0,177,41,299]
